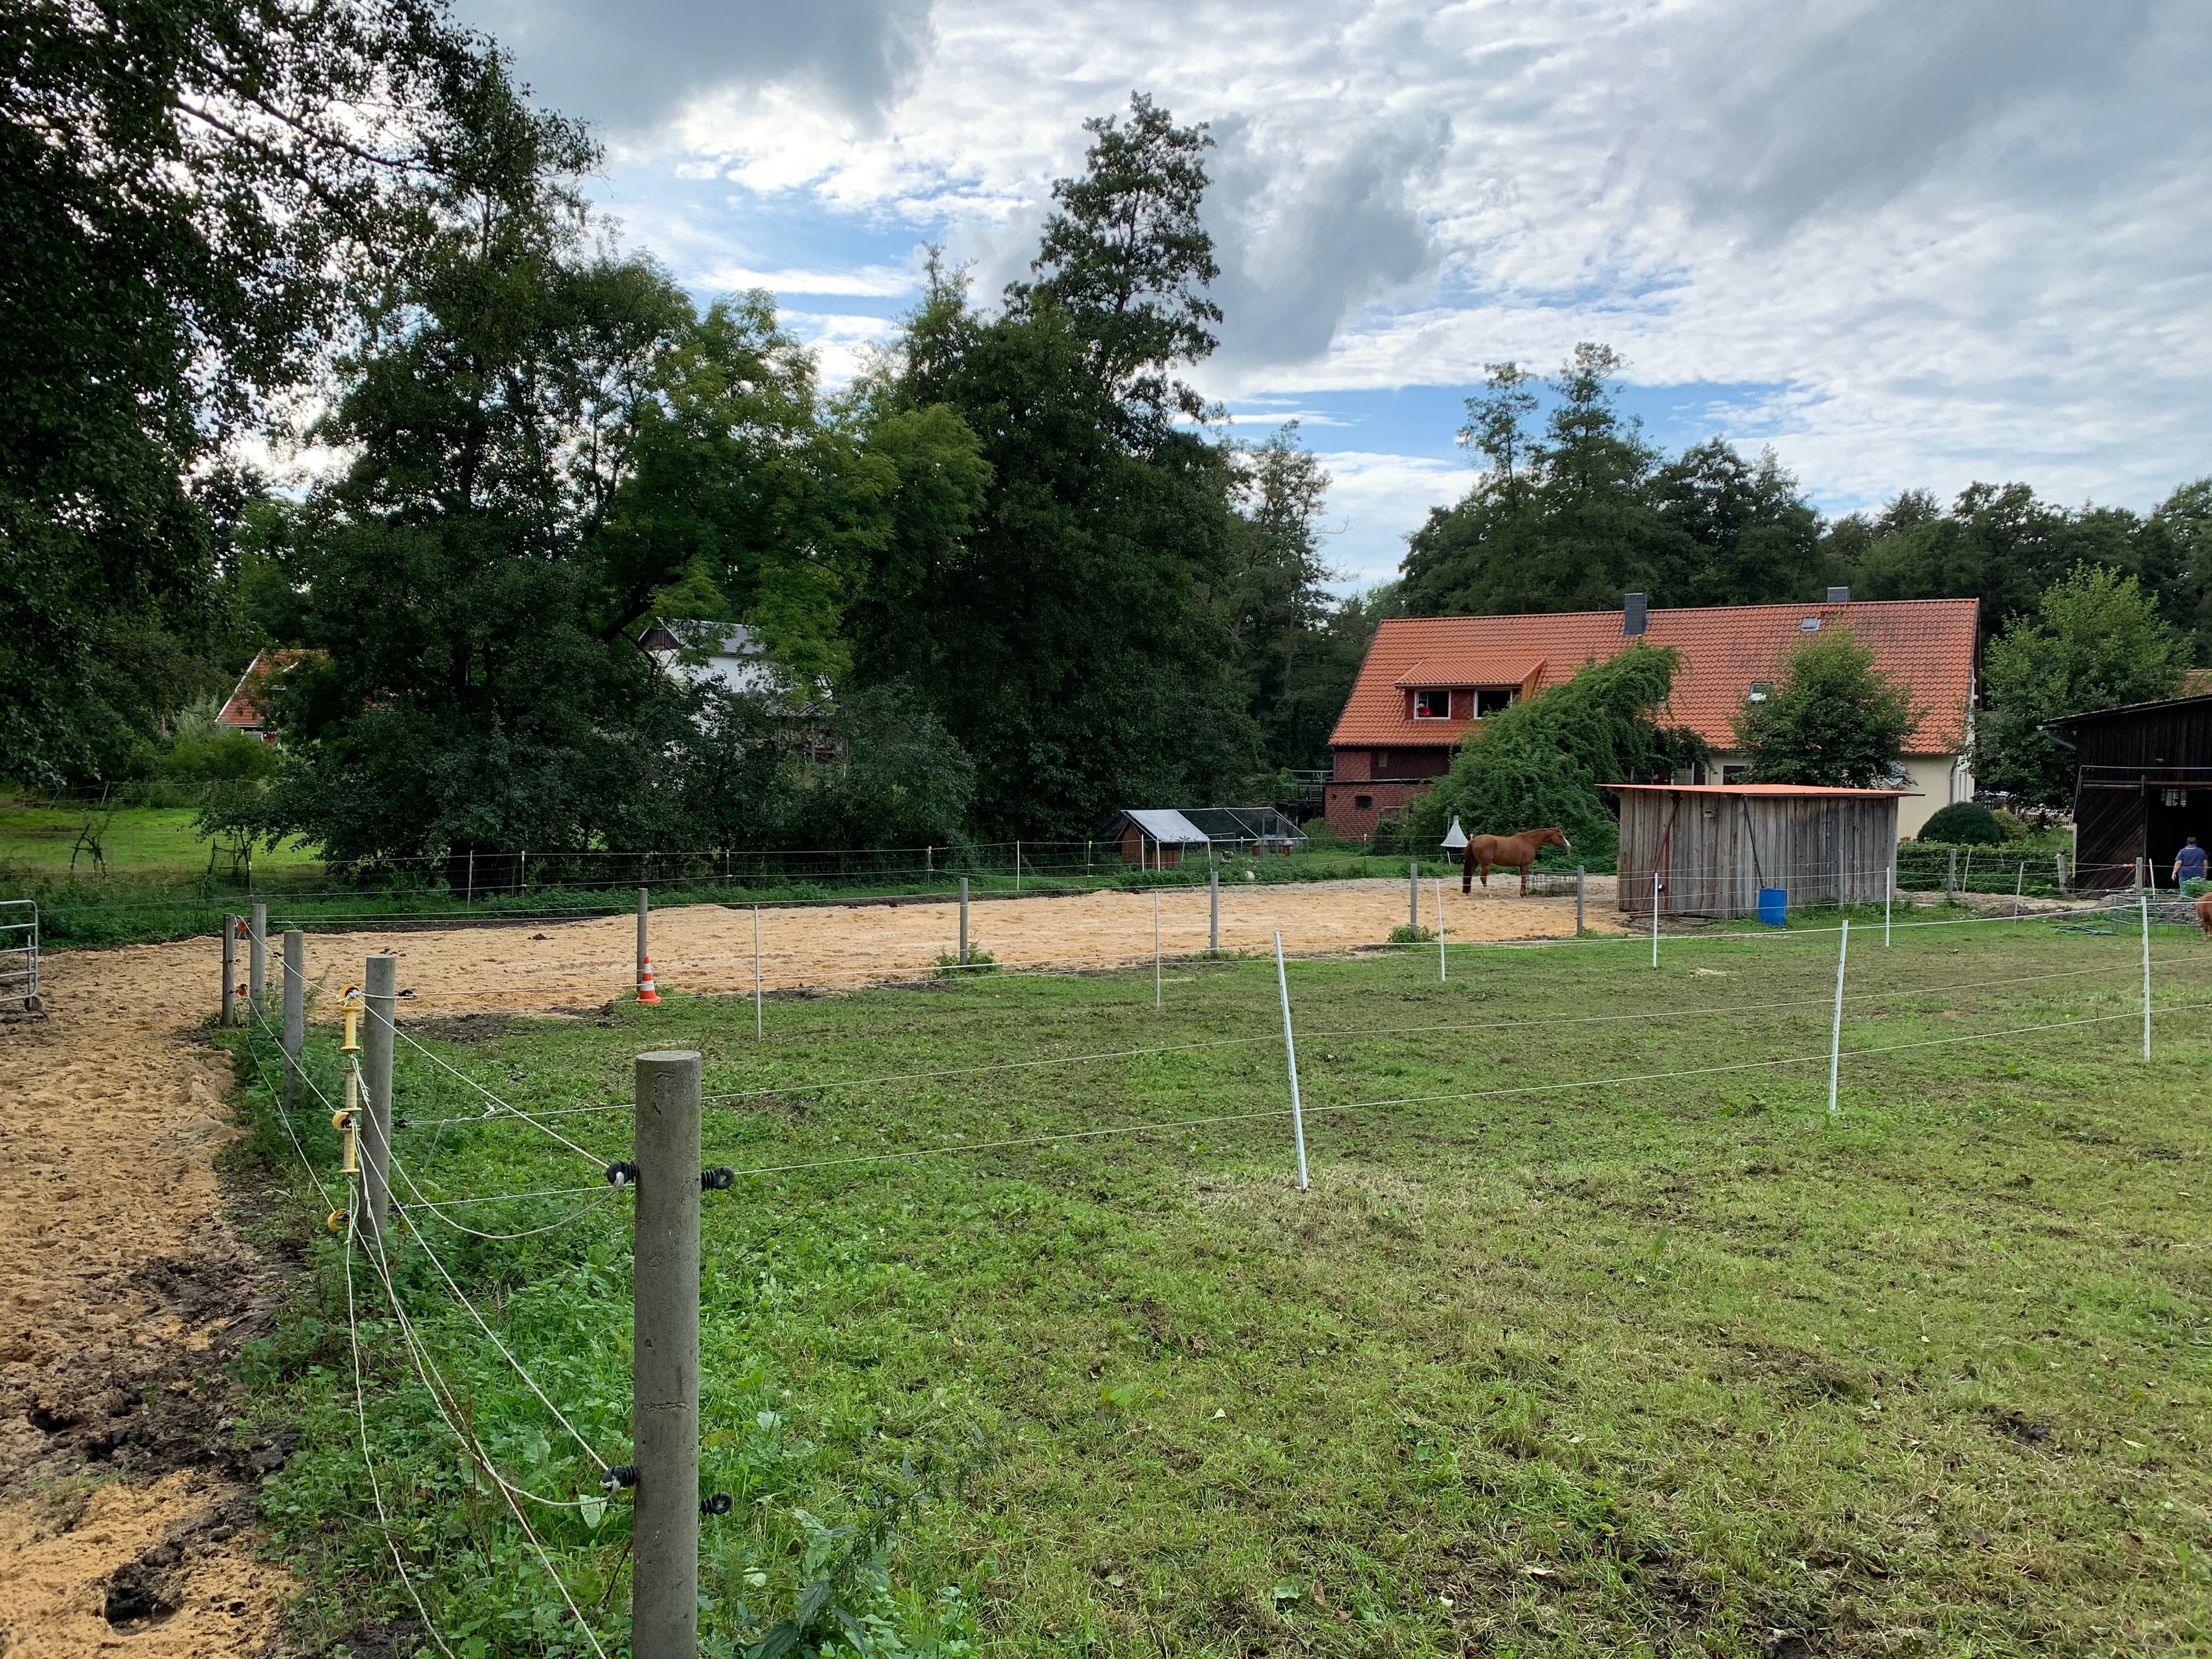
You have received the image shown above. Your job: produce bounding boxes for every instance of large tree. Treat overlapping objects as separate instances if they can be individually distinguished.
[1,0,495,785]
[1400,347,1824,618]
[1975,565,2190,808]
[236,97,902,869]
[846,101,1256,838]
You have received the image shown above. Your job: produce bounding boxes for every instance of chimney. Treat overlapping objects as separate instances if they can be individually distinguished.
[1826,586,1851,604]
[1623,592,1648,637]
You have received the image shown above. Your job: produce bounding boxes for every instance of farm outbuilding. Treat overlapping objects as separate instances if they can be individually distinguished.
[1099,806,1309,869]
[1612,784,1910,918]
[2043,693,2212,889]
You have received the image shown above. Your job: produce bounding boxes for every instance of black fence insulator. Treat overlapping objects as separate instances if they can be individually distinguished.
[605,1161,639,1188]
[701,1166,734,1192]
[600,1464,639,1491]
[700,1492,733,1517]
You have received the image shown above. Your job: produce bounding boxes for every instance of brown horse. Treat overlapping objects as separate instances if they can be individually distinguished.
[1463,827,1572,896]
[2198,891,2212,937]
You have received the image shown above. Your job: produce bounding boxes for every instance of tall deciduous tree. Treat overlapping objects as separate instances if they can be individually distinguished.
[848,104,1255,838]
[1402,347,1825,617]
[237,96,901,868]
[1,0,499,784]
[1975,566,2190,808]
[1734,630,1919,788]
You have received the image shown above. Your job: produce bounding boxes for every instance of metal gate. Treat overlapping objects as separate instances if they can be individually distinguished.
[0,901,38,1013]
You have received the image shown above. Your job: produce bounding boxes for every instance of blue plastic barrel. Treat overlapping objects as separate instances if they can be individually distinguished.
[1756,887,1787,927]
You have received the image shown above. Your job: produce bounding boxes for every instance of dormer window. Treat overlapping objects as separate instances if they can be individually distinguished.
[1412,688,1451,719]
[1748,681,1774,704]
[1472,687,1516,718]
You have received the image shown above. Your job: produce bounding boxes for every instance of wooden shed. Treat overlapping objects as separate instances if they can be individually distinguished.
[2043,694,2212,889]
[1612,784,1911,918]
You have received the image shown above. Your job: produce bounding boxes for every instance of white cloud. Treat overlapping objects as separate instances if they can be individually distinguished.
[1305,450,1471,589]
[484,0,2212,537]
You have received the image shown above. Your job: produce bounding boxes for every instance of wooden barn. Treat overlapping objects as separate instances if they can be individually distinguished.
[1612,784,1910,918]
[2044,693,2212,889]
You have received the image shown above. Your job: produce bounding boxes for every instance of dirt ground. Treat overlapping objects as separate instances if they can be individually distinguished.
[0,944,291,1657]
[0,876,1614,1654]
[287,874,1626,1013]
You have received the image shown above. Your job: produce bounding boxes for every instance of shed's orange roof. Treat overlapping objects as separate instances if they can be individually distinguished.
[1329,600,1979,756]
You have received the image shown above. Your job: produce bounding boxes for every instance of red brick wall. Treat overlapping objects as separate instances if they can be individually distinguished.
[1323,779,1435,843]
[1335,748,1373,781]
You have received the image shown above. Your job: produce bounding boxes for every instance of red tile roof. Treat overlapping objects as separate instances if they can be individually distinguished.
[217,649,312,731]
[1329,599,1979,755]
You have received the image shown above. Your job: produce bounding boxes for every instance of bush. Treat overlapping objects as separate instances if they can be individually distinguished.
[1919,802,2003,845]
[1387,923,1435,944]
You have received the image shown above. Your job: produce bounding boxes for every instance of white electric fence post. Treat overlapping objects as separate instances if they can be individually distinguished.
[1015,840,1022,892]
[1210,867,1219,953]
[281,929,305,1109]
[1159,898,1176,1013]
[1575,866,1586,935]
[1884,863,1893,948]
[521,849,528,892]
[1435,879,1446,981]
[248,901,267,1010]
[220,915,236,1028]
[631,1048,701,1659]
[1650,872,1660,969]
[467,849,475,906]
[2014,861,2024,926]
[1272,932,1309,1192]
[2141,888,2153,1062]
[751,905,762,1040]
[1946,847,1957,904]
[1408,862,1418,930]
[361,953,396,1244]
[1827,919,1849,1117]
[635,887,649,997]
[958,877,969,965]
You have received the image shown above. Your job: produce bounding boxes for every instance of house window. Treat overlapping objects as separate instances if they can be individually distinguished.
[1413,688,1450,719]
[1472,687,1517,718]
[1721,764,1751,785]
[2164,787,2189,807]
[1373,750,1390,774]
[1354,794,1373,810]
[1747,681,1774,705]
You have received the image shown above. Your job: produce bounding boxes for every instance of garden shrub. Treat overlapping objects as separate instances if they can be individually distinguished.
[1919,802,2003,845]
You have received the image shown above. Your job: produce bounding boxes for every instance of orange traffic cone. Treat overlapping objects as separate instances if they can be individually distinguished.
[636,957,662,1005]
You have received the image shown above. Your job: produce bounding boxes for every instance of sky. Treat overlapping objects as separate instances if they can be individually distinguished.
[453,0,2212,589]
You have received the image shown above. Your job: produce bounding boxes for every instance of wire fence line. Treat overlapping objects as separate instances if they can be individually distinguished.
[390,944,2191,1132]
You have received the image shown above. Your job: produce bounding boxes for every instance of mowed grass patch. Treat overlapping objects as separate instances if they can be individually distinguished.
[228,916,2212,1657]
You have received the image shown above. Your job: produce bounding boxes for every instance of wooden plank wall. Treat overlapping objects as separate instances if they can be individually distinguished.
[1618,793,1901,916]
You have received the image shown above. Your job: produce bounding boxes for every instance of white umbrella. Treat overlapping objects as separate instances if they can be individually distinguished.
[1440,817,1468,850]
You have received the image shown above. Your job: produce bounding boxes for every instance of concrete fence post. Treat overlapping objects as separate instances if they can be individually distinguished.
[959,877,969,965]
[361,954,396,1245]
[632,1049,701,1659]
[1209,868,1219,952]
[281,930,305,1109]
[1408,862,1418,930]
[1945,847,1957,904]
[636,887,650,995]
[249,901,267,1010]
[1575,866,1585,935]
[221,915,237,1028]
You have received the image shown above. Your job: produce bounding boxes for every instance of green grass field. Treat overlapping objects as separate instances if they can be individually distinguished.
[0,800,322,872]
[225,908,2212,1657]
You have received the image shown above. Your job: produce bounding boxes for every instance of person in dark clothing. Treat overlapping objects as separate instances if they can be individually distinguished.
[2175,835,2208,886]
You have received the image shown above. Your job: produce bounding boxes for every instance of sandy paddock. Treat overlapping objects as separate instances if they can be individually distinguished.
[285,874,1628,1014]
